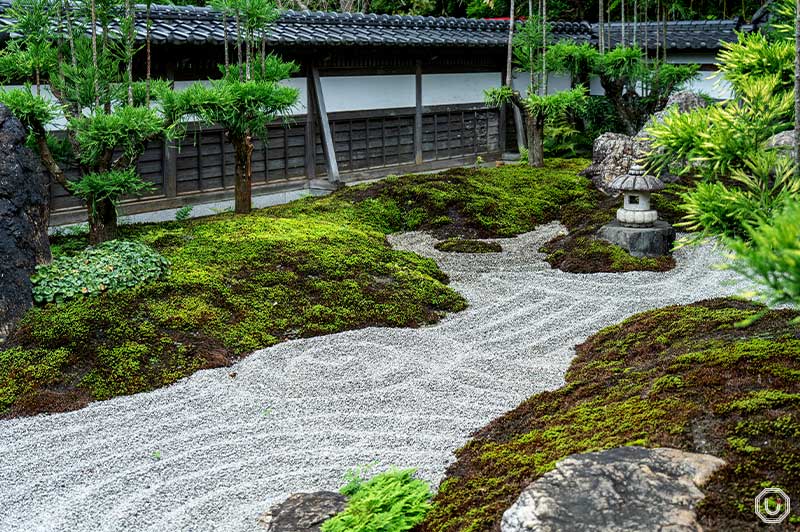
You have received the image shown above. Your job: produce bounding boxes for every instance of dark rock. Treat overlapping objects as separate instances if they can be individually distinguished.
[501,446,726,532]
[0,103,50,342]
[598,220,676,258]
[257,491,348,532]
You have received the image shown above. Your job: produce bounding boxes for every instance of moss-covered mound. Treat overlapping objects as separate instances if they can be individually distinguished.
[1,159,593,417]
[434,239,502,254]
[541,182,690,273]
[420,298,800,531]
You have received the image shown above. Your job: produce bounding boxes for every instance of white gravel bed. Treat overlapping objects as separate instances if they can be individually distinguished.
[0,222,750,532]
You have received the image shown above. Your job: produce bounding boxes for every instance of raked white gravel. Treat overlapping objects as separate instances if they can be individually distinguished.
[0,222,751,532]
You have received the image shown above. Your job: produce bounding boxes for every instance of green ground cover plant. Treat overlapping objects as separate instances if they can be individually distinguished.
[31,240,169,304]
[1,159,600,417]
[322,469,432,532]
[419,298,800,531]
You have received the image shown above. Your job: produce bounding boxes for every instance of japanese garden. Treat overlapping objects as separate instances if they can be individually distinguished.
[0,0,798,530]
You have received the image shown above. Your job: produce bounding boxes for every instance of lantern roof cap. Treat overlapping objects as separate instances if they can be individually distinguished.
[609,163,664,192]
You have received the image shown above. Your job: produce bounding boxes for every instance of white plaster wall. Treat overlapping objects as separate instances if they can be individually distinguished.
[511,72,571,95]
[320,74,415,112]
[422,72,502,105]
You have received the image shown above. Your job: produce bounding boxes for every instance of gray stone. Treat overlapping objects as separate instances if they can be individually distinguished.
[0,103,50,342]
[257,491,348,532]
[583,92,707,193]
[636,91,709,140]
[581,133,651,193]
[766,130,794,151]
[501,446,726,532]
[598,220,676,258]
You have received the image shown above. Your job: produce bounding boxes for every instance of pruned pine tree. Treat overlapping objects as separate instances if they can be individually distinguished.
[162,0,300,215]
[0,0,168,243]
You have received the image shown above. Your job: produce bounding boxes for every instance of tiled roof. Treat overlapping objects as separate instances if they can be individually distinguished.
[0,1,746,51]
[592,19,746,51]
[0,2,593,48]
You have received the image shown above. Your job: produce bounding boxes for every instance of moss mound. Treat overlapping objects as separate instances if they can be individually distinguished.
[420,298,800,531]
[541,182,689,273]
[434,239,502,254]
[2,159,594,417]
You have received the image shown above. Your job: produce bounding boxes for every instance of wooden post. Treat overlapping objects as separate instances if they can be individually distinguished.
[163,58,177,197]
[163,138,177,197]
[304,64,317,180]
[414,60,423,164]
[311,66,340,184]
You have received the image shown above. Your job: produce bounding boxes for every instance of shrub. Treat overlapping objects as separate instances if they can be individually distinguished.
[727,199,800,311]
[31,240,169,304]
[322,469,432,532]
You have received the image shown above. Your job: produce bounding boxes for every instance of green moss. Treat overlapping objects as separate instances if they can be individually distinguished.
[420,299,800,532]
[3,160,593,416]
[434,239,502,253]
[540,185,679,273]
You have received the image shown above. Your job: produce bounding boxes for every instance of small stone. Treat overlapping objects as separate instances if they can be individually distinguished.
[258,491,348,532]
[501,446,726,532]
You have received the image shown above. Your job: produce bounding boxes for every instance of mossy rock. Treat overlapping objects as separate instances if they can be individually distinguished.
[419,298,800,531]
[434,239,502,254]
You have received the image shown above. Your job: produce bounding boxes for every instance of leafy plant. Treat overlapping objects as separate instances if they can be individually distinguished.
[548,43,697,135]
[726,200,800,313]
[647,75,793,179]
[322,469,432,532]
[67,170,155,218]
[677,152,800,242]
[175,205,194,222]
[31,240,170,304]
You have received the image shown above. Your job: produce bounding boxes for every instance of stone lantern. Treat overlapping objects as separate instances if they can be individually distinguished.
[598,163,676,257]
[610,163,663,227]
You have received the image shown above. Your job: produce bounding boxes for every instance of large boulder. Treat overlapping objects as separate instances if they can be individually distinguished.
[0,103,50,342]
[766,130,794,152]
[583,91,708,193]
[581,133,650,193]
[501,446,725,532]
[637,90,709,139]
[258,491,348,532]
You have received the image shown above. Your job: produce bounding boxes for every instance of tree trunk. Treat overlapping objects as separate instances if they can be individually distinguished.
[232,134,254,214]
[598,0,605,53]
[542,0,547,94]
[505,0,515,87]
[88,197,117,244]
[796,0,800,175]
[529,113,545,167]
[90,0,99,107]
[146,3,152,106]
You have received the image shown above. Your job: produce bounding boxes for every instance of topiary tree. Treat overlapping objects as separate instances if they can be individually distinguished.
[0,0,169,243]
[547,42,698,135]
[162,0,299,214]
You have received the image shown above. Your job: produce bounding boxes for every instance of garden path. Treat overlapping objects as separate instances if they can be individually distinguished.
[0,222,748,532]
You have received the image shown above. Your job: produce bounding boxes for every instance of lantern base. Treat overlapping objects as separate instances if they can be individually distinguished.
[598,220,676,258]
[616,208,658,227]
